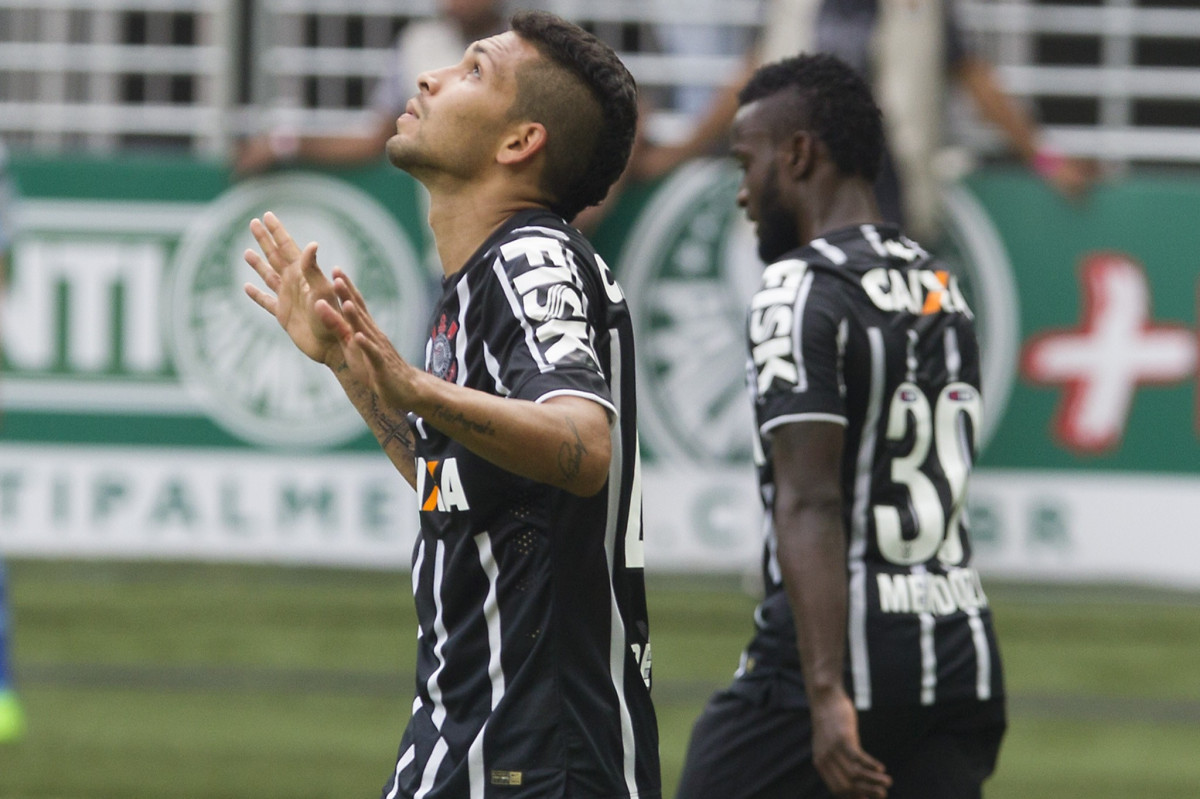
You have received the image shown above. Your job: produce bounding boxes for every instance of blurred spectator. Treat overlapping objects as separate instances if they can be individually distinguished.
[0,139,25,745]
[232,0,627,234]
[234,0,509,175]
[651,0,755,119]
[634,0,1097,241]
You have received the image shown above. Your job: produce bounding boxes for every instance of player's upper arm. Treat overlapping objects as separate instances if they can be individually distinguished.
[772,420,845,510]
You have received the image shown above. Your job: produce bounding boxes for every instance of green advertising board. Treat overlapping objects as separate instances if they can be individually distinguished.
[2,156,1198,586]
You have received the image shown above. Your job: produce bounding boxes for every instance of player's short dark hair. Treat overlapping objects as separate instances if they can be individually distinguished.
[738,52,884,182]
[509,9,638,221]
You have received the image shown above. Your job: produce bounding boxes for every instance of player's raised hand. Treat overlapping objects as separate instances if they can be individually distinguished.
[321,267,423,411]
[243,211,343,363]
[811,689,892,799]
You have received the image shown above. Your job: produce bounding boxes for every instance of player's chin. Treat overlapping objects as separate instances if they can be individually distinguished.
[385,136,417,169]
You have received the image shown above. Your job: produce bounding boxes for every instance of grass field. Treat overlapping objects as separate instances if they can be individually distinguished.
[1,559,1198,798]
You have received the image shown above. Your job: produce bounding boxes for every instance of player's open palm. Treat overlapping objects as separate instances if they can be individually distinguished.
[811,690,892,799]
[322,267,422,412]
[243,211,341,363]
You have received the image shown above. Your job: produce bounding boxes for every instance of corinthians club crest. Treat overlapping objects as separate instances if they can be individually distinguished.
[167,173,428,450]
[429,314,459,382]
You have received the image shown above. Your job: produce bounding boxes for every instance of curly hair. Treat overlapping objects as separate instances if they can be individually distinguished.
[509,10,638,221]
[738,52,884,182]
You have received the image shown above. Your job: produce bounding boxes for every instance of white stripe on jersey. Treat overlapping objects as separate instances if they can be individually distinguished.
[482,341,511,395]
[810,237,848,265]
[416,737,450,799]
[625,433,646,573]
[836,318,849,399]
[849,328,887,710]
[455,274,472,387]
[945,327,962,382]
[602,333,640,797]
[763,499,782,589]
[428,540,449,729]
[468,723,488,799]
[511,224,570,241]
[474,532,506,709]
[760,412,848,437]
[412,538,426,599]
[861,225,889,257]
[385,744,417,799]
[790,270,817,392]
[493,257,552,374]
[970,609,993,700]
[914,564,938,706]
[905,330,919,383]
[466,533,504,799]
[535,388,617,418]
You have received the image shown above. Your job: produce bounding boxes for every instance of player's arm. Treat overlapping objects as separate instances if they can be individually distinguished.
[321,269,612,497]
[242,212,418,488]
[772,420,891,799]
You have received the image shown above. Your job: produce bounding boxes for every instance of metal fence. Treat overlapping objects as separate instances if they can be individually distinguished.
[1,0,1199,167]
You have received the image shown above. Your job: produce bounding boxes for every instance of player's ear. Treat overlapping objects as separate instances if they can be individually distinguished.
[785,130,818,179]
[497,121,548,166]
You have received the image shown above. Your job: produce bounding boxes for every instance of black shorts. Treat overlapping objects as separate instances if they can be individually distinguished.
[675,681,1006,799]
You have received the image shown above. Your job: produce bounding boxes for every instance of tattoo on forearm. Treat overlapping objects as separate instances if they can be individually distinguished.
[558,417,587,483]
[370,395,414,452]
[431,406,496,437]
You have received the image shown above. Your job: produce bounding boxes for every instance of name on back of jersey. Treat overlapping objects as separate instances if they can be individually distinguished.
[876,566,989,616]
[861,267,973,318]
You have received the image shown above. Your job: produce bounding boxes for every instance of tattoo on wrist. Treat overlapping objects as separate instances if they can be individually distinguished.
[558,418,587,482]
[431,406,496,437]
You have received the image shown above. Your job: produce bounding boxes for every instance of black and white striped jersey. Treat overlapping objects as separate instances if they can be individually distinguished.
[382,209,659,799]
[737,223,1004,711]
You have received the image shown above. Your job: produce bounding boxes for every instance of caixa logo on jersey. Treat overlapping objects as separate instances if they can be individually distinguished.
[618,160,1019,465]
[168,173,428,450]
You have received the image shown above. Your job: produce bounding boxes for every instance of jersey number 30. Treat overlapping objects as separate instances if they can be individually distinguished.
[874,381,980,566]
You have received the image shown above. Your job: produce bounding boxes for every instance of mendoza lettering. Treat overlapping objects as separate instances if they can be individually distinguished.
[876,568,989,615]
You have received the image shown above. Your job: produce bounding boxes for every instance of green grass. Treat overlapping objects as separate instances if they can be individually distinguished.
[1,560,1198,798]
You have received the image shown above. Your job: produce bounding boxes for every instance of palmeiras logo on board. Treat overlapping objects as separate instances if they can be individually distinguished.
[618,160,1019,465]
[168,173,427,449]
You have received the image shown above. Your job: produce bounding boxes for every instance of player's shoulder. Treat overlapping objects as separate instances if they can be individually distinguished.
[484,210,599,275]
[798,223,930,272]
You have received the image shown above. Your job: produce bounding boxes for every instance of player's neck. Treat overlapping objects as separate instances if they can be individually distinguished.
[802,178,882,245]
[426,185,544,276]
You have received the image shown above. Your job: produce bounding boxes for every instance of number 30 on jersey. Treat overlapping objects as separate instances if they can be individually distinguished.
[874,381,980,566]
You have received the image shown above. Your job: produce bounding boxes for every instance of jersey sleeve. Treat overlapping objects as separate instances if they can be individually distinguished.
[484,234,615,414]
[749,263,847,437]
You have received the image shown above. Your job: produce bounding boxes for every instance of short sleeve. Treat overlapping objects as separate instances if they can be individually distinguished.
[749,262,847,437]
[484,234,614,414]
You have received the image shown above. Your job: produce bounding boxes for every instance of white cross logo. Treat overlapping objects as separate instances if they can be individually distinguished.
[1022,253,1196,453]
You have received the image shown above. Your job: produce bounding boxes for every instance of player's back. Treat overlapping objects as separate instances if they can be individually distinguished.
[745,223,1003,711]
